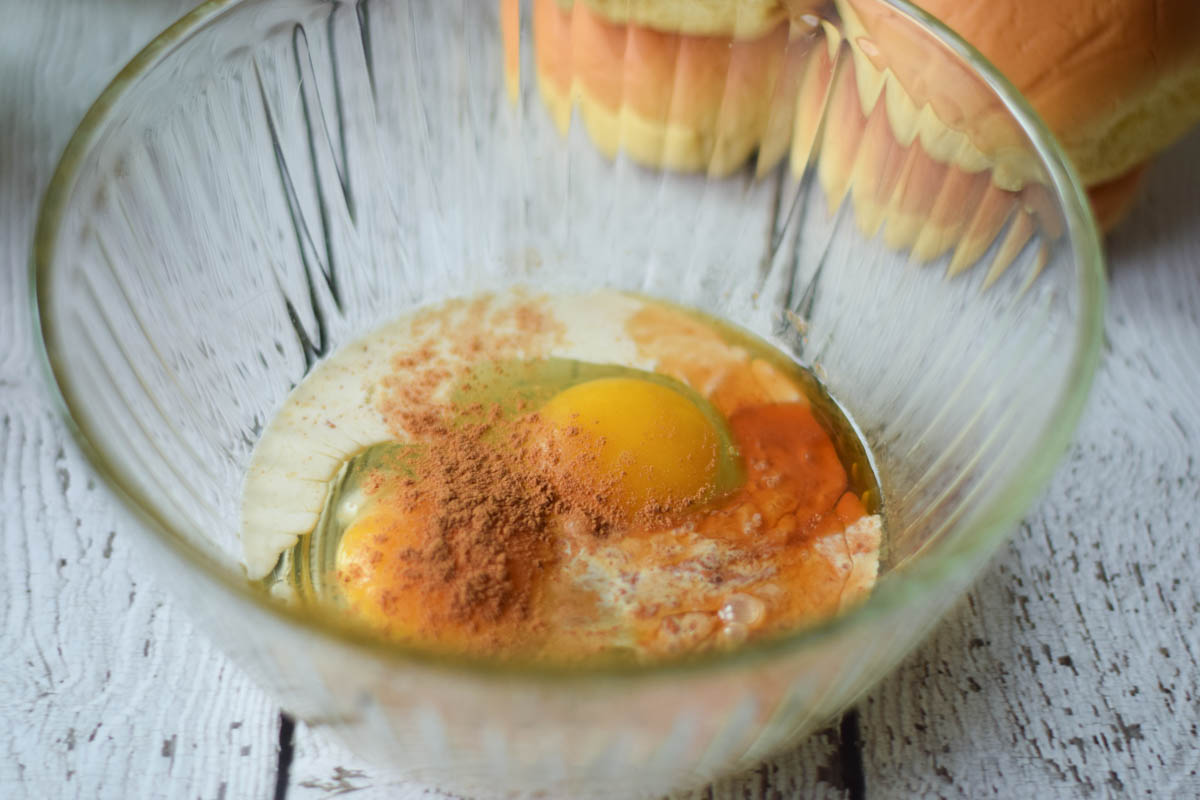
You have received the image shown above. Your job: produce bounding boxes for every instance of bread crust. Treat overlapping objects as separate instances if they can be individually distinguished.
[838,0,1200,187]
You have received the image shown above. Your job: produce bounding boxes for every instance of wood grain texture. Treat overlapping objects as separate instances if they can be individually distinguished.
[0,2,280,799]
[2,2,1199,799]
[284,716,855,800]
[858,129,1200,799]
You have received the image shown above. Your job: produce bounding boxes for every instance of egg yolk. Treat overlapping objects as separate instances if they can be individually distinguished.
[335,507,429,636]
[539,377,719,516]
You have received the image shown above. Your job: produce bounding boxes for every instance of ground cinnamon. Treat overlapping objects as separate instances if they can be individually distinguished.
[354,295,721,642]
[327,293,881,660]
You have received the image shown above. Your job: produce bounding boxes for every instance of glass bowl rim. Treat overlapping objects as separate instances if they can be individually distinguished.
[31,0,1105,682]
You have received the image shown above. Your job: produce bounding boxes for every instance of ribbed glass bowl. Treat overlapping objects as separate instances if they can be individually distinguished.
[34,0,1103,797]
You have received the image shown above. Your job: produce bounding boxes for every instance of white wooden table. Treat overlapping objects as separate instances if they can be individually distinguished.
[3,2,1198,798]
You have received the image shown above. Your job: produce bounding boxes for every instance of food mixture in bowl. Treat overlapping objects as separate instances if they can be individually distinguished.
[242,291,882,662]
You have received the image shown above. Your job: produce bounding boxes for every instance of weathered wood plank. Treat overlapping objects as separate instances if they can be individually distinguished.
[0,389,283,799]
[0,2,282,798]
[283,715,854,799]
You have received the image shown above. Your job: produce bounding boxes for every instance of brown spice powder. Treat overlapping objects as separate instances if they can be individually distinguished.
[399,417,559,626]
[367,296,571,636]
[362,295,711,641]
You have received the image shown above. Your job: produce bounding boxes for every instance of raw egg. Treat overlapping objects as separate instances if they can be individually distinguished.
[335,506,429,636]
[538,377,720,516]
[243,290,883,663]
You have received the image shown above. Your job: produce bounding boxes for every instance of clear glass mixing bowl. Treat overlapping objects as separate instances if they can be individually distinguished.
[33,0,1103,796]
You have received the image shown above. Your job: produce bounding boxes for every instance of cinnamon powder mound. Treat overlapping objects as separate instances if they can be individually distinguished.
[360,402,717,645]
[363,295,577,640]
[357,295,718,644]
[392,416,560,631]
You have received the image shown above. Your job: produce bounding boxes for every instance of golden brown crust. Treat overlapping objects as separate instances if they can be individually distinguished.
[532,0,812,175]
[833,0,1044,189]
[559,0,827,39]
[838,0,1200,187]
[501,0,520,101]
[808,51,1025,266]
[519,0,1180,240]
[1087,164,1148,231]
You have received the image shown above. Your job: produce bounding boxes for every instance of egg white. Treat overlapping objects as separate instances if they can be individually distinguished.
[240,290,651,579]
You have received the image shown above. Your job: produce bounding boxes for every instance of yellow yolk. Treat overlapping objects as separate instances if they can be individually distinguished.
[539,377,719,516]
[335,507,427,635]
